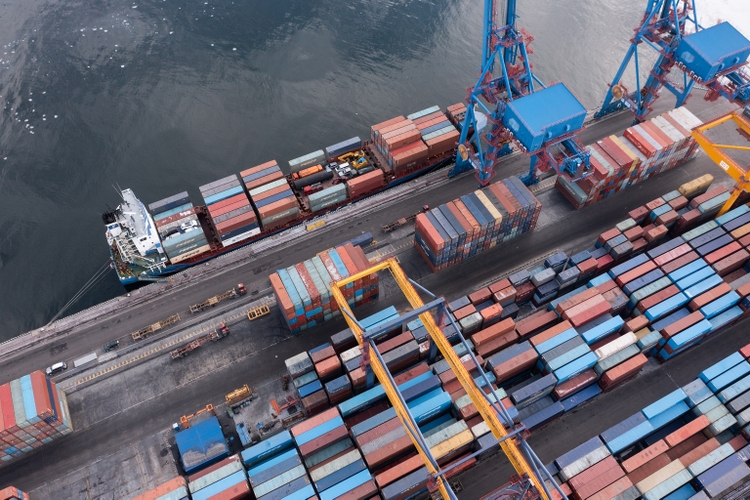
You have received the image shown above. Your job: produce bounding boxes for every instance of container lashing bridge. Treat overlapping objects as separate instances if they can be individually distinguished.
[331,258,566,500]
[596,0,750,122]
[448,0,590,186]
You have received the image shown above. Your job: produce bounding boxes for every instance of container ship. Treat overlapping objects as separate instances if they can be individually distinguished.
[102,103,466,286]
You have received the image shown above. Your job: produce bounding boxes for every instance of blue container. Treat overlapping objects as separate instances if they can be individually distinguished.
[248,455,301,486]
[700,352,745,383]
[642,389,687,419]
[708,361,750,393]
[555,436,606,470]
[246,448,298,478]
[553,352,597,383]
[623,269,665,296]
[648,401,691,431]
[605,419,655,454]
[298,380,323,399]
[410,392,453,424]
[560,384,602,412]
[651,307,691,332]
[581,316,624,344]
[668,258,708,283]
[647,238,684,260]
[337,384,387,417]
[502,83,586,152]
[535,328,578,355]
[521,401,564,430]
[701,291,741,319]
[315,459,367,492]
[319,469,372,500]
[661,483,696,500]
[675,266,716,291]
[645,293,690,321]
[665,319,713,351]
[192,470,247,500]
[601,412,647,443]
[676,22,750,81]
[709,305,743,331]
[724,210,750,232]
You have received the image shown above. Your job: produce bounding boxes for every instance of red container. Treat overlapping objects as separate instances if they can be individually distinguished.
[479,304,503,326]
[253,183,291,202]
[415,214,445,253]
[668,195,689,210]
[670,436,716,464]
[245,171,285,191]
[357,418,401,447]
[371,116,406,140]
[492,350,538,382]
[257,197,298,219]
[689,283,732,311]
[425,130,460,156]
[310,346,336,364]
[705,241,742,265]
[155,206,201,228]
[473,319,516,346]
[446,201,476,241]
[216,212,257,233]
[598,228,622,246]
[515,281,536,302]
[585,476,634,500]
[625,315,650,333]
[393,363,430,385]
[364,434,413,469]
[563,296,611,328]
[621,440,668,473]
[637,285,679,313]
[713,249,750,276]
[661,311,705,340]
[623,226,644,242]
[291,407,339,437]
[690,186,729,208]
[469,287,492,305]
[644,225,668,243]
[577,258,599,277]
[302,391,330,416]
[316,357,343,382]
[476,331,520,358]
[653,244,692,267]
[568,455,618,492]
[552,370,598,400]
[626,453,670,485]
[665,415,710,447]
[240,160,278,179]
[556,288,601,315]
[660,251,700,274]
[530,320,574,347]
[598,354,647,390]
[625,127,657,157]
[616,261,657,287]
[453,304,477,321]
[270,273,295,319]
[489,278,511,294]
[375,454,423,488]
[515,310,559,338]
[338,480,378,500]
[299,425,349,458]
[377,332,414,354]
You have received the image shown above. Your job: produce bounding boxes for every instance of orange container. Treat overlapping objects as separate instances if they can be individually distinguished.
[665,415,710,447]
[293,164,323,180]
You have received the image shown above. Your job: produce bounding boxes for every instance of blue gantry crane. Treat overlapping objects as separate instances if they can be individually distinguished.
[595,0,750,122]
[448,0,591,185]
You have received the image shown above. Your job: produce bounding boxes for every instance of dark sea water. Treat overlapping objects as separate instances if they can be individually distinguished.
[0,0,741,340]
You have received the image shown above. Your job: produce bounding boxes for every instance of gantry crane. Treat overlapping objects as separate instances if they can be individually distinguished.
[691,107,750,216]
[596,0,750,122]
[331,258,565,500]
[448,0,590,185]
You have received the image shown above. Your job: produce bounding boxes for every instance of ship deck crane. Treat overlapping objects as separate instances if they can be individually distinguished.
[331,258,565,500]
[448,0,590,186]
[691,107,750,216]
[596,0,750,122]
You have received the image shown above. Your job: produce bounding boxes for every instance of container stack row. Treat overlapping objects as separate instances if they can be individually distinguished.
[445,103,467,130]
[199,174,260,247]
[420,177,750,433]
[0,487,29,500]
[557,106,704,209]
[546,344,750,500]
[186,454,251,500]
[149,192,211,264]
[407,105,461,158]
[240,161,301,233]
[414,176,541,271]
[270,243,379,334]
[0,371,73,464]
[132,477,189,500]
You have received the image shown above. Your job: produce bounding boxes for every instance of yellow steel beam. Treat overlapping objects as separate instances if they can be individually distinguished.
[332,258,549,500]
[692,109,750,216]
[329,282,454,500]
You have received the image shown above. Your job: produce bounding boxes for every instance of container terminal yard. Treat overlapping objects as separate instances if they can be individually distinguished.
[3,1,750,499]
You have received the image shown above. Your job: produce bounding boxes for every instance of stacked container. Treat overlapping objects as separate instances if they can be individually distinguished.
[240,161,301,232]
[547,344,750,500]
[0,370,73,464]
[370,115,429,173]
[149,192,211,264]
[187,454,251,500]
[132,477,189,500]
[414,176,541,271]
[0,487,29,500]
[270,243,379,334]
[557,106,704,209]
[285,351,330,416]
[407,106,460,158]
[241,430,316,499]
[199,174,260,247]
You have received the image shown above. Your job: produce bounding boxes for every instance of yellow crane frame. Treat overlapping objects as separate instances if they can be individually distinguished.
[691,108,750,216]
[330,258,549,500]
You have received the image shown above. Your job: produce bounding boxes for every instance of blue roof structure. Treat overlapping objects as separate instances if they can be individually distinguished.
[503,83,587,153]
[677,22,750,81]
[175,416,229,473]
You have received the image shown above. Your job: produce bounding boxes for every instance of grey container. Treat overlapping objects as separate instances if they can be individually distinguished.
[531,268,556,287]
[285,352,313,379]
[325,137,362,160]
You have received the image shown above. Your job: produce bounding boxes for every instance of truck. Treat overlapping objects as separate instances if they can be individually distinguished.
[131,313,181,341]
[381,205,430,233]
[170,323,229,360]
[189,283,247,314]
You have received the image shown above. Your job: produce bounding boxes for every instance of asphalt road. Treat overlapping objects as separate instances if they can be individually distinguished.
[0,96,742,497]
